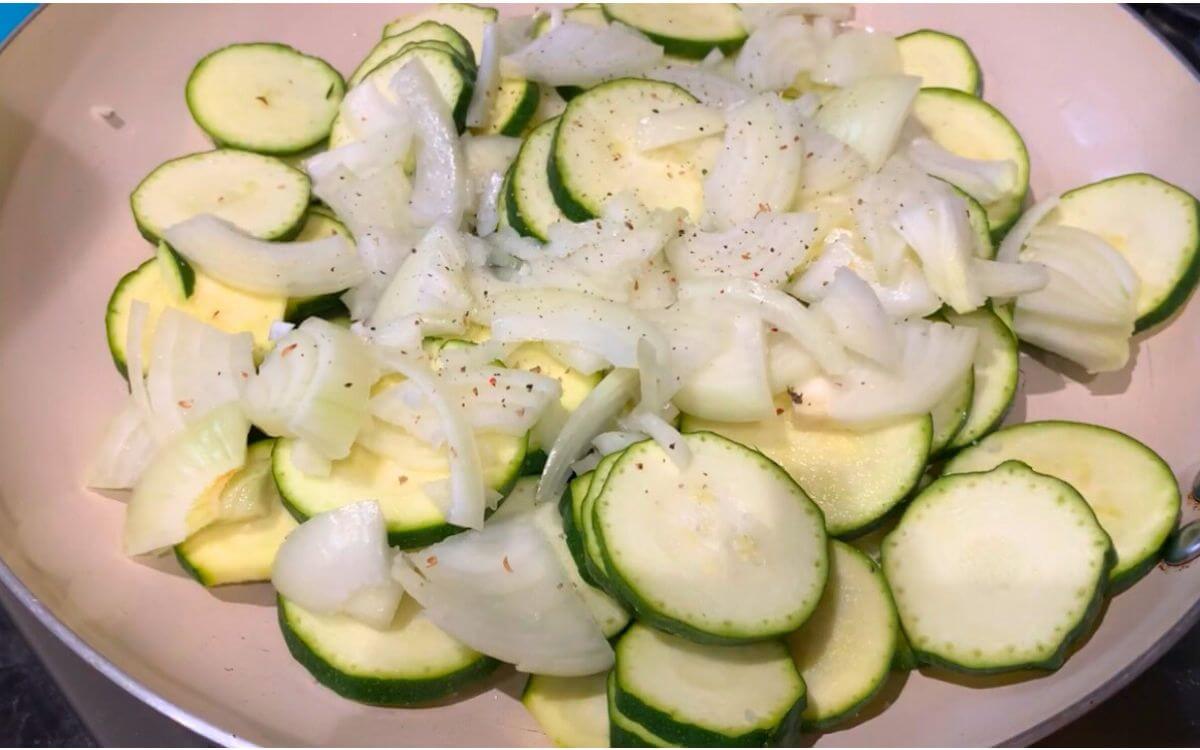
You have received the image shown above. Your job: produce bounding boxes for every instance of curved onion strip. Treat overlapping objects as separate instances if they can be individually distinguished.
[620,410,690,469]
[503,21,663,87]
[87,401,157,491]
[388,62,467,228]
[466,24,501,128]
[996,194,1061,263]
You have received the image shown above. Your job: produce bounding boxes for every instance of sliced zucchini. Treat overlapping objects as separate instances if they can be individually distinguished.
[154,241,194,302]
[551,78,716,221]
[594,433,828,642]
[561,472,597,588]
[507,118,567,241]
[910,88,1029,237]
[943,307,1019,451]
[581,451,623,590]
[186,43,344,155]
[896,30,982,96]
[943,420,1180,591]
[929,367,973,456]
[476,79,540,137]
[382,3,498,62]
[1050,173,1200,331]
[272,426,525,549]
[175,441,298,586]
[786,541,898,731]
[349,21,475,88]
[284,208,353,323]
[106,257,286,377]
[523,672,610,748]
[612,623,805,747]
[608,672,675,748]
[535,3,609,37]
[961,186,995,258]
[682,404,931,538]
[504,342,604,451]
[130,149,310,241]
[883,461,1114,673]
[278,595,499,705]
[601,4,747,59]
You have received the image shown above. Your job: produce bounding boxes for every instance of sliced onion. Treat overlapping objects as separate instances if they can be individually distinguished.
[907,137,1018,205]
[972,258,1049,298]
[891,179,985,313]
[475,171,505,237]
[593,430,646,456]
[272,500,402,629]
[544,343,610,376]
[503,21,663,87]
[216,442,274,522]
[672,307,774,422]
[813,30,901,87]
[852,157,928,283]
[635,103,726,152]
[466,23,501,129]
[666,212,818,288]
[164,215,366,297]
[798,120,869,198]
[1012,310,1132,374]
[703,93,804,230]
[376,351,487,530]
[369,223,475,334]
[734,15,823,92]
[312,162,414,238]
[571,451,603,475]
[996,194,1061,263]
[86,400,157,491]
[341,230,425,322]
[536,368,638,506]
[643,62,750,109]
[766,331,820,394]
[620,409,690,468]
[741,3,853,29]
[124,402,250,555]
[814,75,921,171]
[393,509,613,676]
[815,268,899,369]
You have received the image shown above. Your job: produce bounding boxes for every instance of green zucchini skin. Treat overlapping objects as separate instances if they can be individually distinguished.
[174,546,209,586]
[496,80,541,137]
[600,4,747,60]
[559,484,599,589]
[547,116,596,222]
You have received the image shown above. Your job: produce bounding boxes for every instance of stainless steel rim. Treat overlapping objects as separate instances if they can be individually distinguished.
[0,5,1197,748]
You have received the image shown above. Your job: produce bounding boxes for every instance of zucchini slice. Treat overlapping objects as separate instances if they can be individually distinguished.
[961,186,995,258]
[594,433,828,643]
[944,306,1019,451]
[786,541,898,731]
[106,257,286,377]
[608,672,675,748]
[278,595,499,706]
[130,149,310,242]
[507,117,568,241]
[504,342,604,452]
[883,461,1114,673]
[910,88,1029,237]
[1050,173,1200,331]
[943,420,1180,591]
[476,79,540,137]
[580,450,623,591]
[175,440,298,586]
[523,672,610,748]
[350,21,475,88]
[186,43,344,156]
[682,405,931,538]
[272,427,525,549]
[283,208,353,323]
[601,4,747,60]
[551,78,717,221]
[382,3,498,62]
[612,623,805,747]
[561,472,598,589]
[154,241,194,302]
[896,29,982,96]
[929,367,973,456]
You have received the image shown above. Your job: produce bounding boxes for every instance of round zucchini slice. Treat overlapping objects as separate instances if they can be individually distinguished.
[896,29,982,95]
[523,672,610,748]
[601,4,747,59]
[382,3,498,62]
[944,306,1019,451]
[507,118,567,241]
[929,367,973,456]
[350,20,475,87]
[476,79,540,137]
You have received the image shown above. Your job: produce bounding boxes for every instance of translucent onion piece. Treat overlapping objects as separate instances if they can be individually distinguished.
[972,258,1049,298]
[272,500,402,629]
[593,430,647,456]
[766,332,820,394]
[86,400,157,491]
[124,402,250,555]
[797,120,869,198]
[466,23,501,128]
[907,137,1018,205]
[216,441,274,522]
[996,194,1061,263]
[503,21,663,87]
[369,223,475,335]
[734,15,823,92]
[892,180,985,314]
[643,62,751,109]
[666,212,818,288]
[814,75,921,171]
[635,103,726,152]
[815,268,899,369]
[164,215,366,297]
[814,30,902,87]
[622,410,691,468]
[672,308,775,422]
[740,3,853,30]
[311,162,413,238]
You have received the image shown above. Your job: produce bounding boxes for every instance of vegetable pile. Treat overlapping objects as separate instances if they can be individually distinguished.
[89,3,1199,745]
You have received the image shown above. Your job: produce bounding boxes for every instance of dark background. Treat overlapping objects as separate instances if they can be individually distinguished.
[0,3,1198,747]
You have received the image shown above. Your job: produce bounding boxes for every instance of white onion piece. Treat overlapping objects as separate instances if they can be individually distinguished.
[620,410,690,468]
[377,351,487,530]
[703,93,804,230]
[306,128,413,184]
[571,451,603,476]
[815,75,921,171]
[369,223,475,336]
[272,501,402,629]
[337,76,410,141]
[672,308,775,422]
[734,16,823,92]
[544,343,609,376]
[1012,312,1132,374]
[242,318,377,462]
[146,308,254,435]
[907,138,1018,205]
[466,23,501,128]
[996,194,1061,263]
[463,134,522,206]
[766,332,820,394]
[972,258,1049,298]
[164,215,366,297]
[852,157,927,283]
[797,120,869,198]
[393,510,614,676]
[268,321,296,341]
[643,62,750,109]
[312,163,414,238]
[86,400,157,490]
[892,181,985,313]
[814,30,901,87]
[537,368,638,506]
[503,21,663,87]
[667,212,818,288]
[740,3,853,29]
[124,402,250,555]
[815,268,899,369]
[635,103,726,152]
[476,172,504,238]
[216,443,273,522]
[678,279,850,375]
[593,430,646,456]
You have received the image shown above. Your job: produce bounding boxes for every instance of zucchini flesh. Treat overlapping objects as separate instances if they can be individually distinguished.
[1051,173,1200,331]
[929,367,973,456]
[551,78,718,221]
[278,595,498,705]
[943,420,1180,590]
[504,342,603,451]
[186,43,344,155]
[910,88,1029,237]
[507,118,567,241]
[561,473,598,588]
[130,149,310,241]
[608,672,677,748]
[271,430,525,549]
[476,79,540,137]
[682,405,931,538]
[883,461,1114,673]
[786,541,898,730]
[594,433,827,642]
[944,306,1018,451]
[612,623,805,747]
[382,3,498,63]
[522,672,610,748]
[601,4,747,60]
[154,241,194,302]
[350,21,475,87]
[581,451,623,590]
[896,29,982,96]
